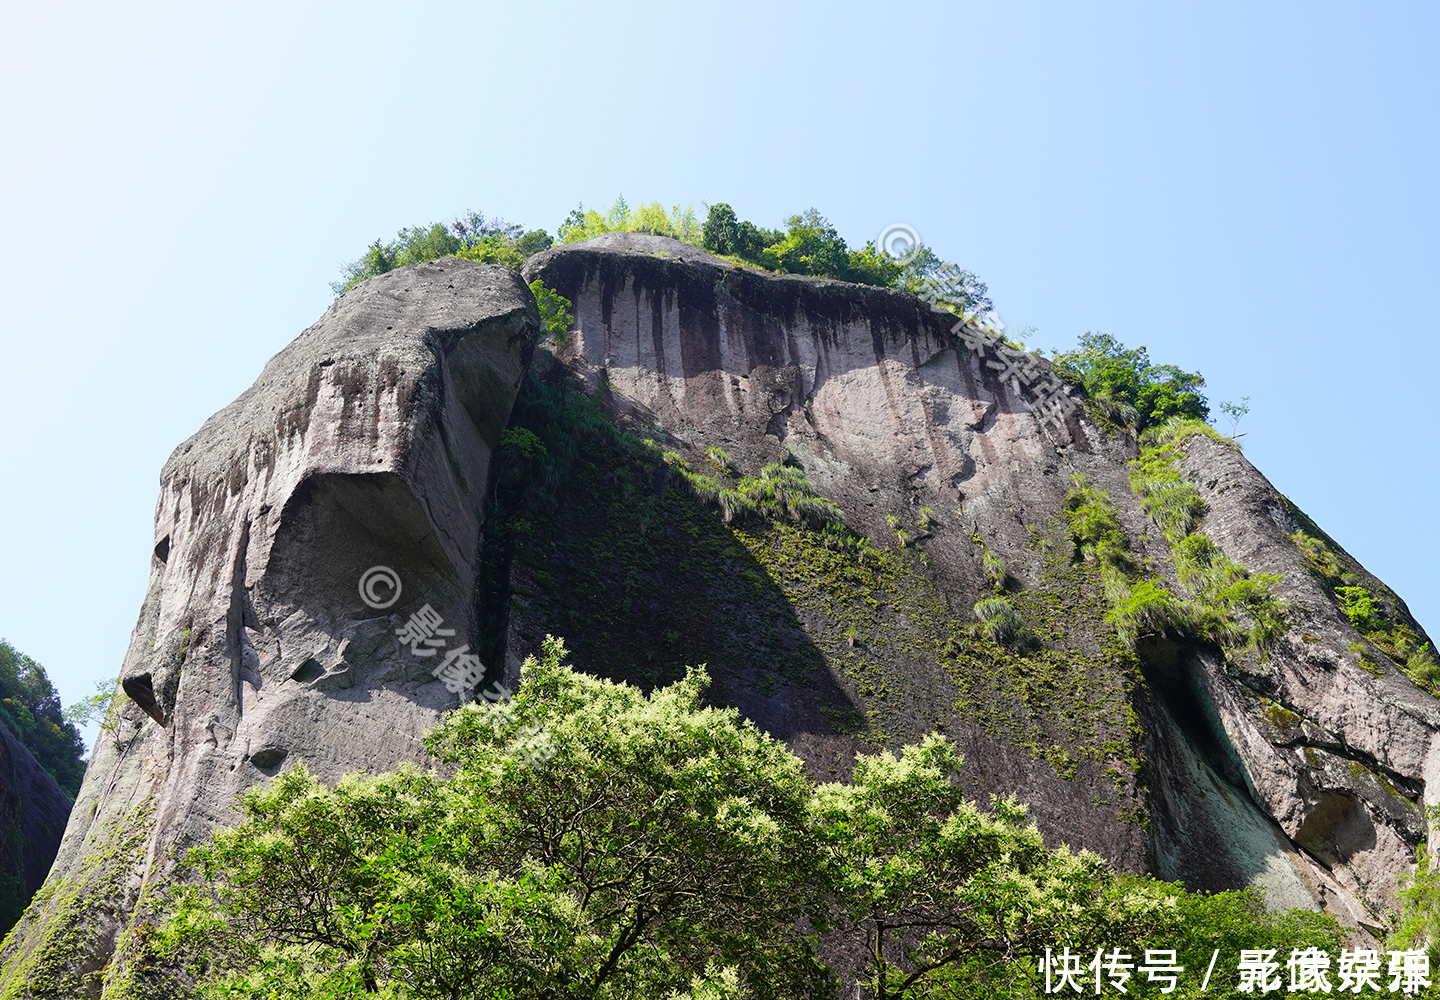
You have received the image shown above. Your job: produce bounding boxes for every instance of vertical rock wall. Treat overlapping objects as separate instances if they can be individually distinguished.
[522,234,1440,938]
[0,260,536,998]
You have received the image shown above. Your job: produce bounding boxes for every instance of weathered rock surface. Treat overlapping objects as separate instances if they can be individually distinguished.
[0,259,536,997]
[3,233,1436,993]
[516,234,1439,938]
[516,234,1152,869]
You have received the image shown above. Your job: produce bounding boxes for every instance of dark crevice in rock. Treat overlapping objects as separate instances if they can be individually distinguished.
[121,673,164,726]
[1141,638,1250,794]
[226,519,253,720]
[289,658,324,684]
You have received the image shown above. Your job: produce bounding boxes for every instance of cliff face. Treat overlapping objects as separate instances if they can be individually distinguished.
[0,259,536,998]
[512,234,1438,939]
[2,234,1434,993]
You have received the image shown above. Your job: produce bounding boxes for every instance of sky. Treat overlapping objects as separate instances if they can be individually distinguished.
[1,1,1436,749]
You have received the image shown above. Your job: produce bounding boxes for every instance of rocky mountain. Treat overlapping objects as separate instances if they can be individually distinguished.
[0,233,1434,996]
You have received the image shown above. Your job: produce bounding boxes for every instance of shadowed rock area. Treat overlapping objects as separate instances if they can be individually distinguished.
[1,234,1436,995]
[0,727,72,939]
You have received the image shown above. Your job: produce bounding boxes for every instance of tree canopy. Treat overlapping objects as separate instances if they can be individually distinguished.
[331,211,554,296]
[0,639,87,797]
[330,198,992,317]
[1049,332,1209,432]
[159,637,1334,1000]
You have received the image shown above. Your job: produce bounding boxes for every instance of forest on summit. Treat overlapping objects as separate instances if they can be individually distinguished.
[331,196,1211,436]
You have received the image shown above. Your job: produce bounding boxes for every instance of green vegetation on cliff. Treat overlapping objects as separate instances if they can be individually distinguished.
[0,640,86,797]
[1050,333,1209,433]
[332,197,992,315]
[159,638,1337,1000]
[330,211,555,295]
[480,290,1144,800]
[1289,521,1439,691]
[1128,419,1286,654]
[1056,419,1285,659]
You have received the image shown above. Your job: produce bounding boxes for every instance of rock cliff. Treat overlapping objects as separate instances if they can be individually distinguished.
[0,259,536,997]
[1,234,1434,995]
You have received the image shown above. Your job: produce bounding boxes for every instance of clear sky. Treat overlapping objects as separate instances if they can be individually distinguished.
[2,1,1436,748]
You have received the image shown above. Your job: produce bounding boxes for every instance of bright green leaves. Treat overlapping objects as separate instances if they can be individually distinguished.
[1335,584,1382,632]
[1123,422,1287,654]
[332,211,553,296]
[1051,333,1208,433]
[161,636,1338,1000]
[528,278,574,346]
[165,638,828,1000]
[557,196,704,245]
[1290,526,1440,692]
[666,454,845,532]
[699,203,987,298]
[1061,474,1133,577]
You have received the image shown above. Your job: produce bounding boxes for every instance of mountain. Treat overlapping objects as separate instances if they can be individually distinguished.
[0,234,1433,996]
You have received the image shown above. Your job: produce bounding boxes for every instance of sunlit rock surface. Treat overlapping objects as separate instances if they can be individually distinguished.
[3,235,1435,994]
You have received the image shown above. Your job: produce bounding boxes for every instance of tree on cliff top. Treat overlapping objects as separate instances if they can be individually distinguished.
[331,211,554,296]
[1050,332,1209,433]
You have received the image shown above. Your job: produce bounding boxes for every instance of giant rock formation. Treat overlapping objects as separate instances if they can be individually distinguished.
[1,234,1435,996]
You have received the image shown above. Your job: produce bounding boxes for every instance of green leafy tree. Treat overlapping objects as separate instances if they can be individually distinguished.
[1218,396,1250,436]
[699,204,987,293]
[162,637,831,1000]
[557,195,703,245]
[813,733,1336,1000]
[894,245,992,316]
[1391,825,1440,970]
[332,211,553,295]
[0,639,87,797]
[528,279,574,346]
[1050,333,1208,432]
[160,637,1334,1000]
[700,203,783,262]
[759,209,854,279]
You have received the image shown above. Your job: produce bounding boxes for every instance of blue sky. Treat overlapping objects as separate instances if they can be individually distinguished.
[2,1,1436,747]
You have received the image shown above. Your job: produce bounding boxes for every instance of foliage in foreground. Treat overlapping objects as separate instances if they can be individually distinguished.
[159,638,1336,1000]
